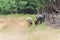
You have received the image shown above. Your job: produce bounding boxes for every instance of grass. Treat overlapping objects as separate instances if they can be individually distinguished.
[0,14,46,30]
[0,14,60,33]
[0,14,60,40]
[0,14,36,20]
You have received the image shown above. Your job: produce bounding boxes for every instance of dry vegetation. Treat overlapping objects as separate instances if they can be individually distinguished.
[0,14,60,40]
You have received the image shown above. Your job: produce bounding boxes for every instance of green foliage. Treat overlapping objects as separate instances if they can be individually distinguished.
[0,0,50,14]
[18,1,27,9]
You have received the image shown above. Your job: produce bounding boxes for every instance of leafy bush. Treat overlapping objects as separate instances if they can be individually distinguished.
[0,0,51,14]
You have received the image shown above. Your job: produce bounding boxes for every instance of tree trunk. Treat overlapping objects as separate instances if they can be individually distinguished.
[52,12,55,24]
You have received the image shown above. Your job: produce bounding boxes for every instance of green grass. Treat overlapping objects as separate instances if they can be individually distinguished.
[25,24,48,32]
[0,14,36,19]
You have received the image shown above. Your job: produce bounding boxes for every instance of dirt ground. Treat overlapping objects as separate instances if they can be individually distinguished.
[0,18,60,40]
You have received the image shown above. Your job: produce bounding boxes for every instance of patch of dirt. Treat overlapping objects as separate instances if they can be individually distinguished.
[0,18,28,30]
